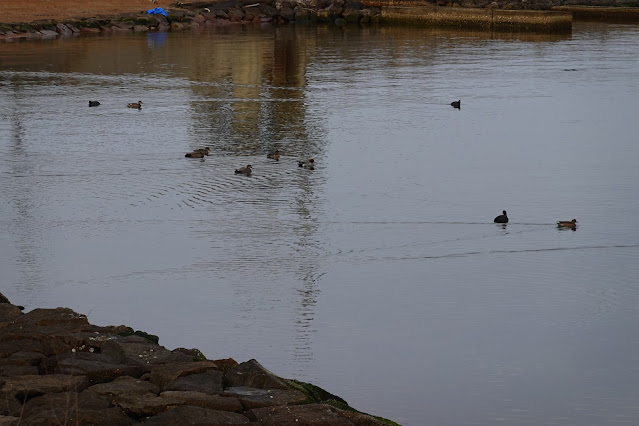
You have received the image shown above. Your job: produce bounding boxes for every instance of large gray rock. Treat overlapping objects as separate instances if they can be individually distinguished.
[249,403,358,425]
[84,375,159,398]
[165,369,223,394]
[148,361,219,390]
[159,391,243,412]
[46,352,147,383]
[100,337,192,367]
[114,393,183,417]
[0,304,23,322]
[226,359,290,390]
[223,386,308,409]
[143,405,251,424]
[1,374,90,401]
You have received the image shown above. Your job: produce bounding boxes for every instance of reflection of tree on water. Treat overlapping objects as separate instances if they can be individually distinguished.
[188,26,318,158]
[291,168,325,367]
[4,78,45,297]
[186,26,327,369]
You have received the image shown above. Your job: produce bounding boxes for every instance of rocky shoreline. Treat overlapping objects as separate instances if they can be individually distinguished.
[0,0,638,39]
[0,293,395,425]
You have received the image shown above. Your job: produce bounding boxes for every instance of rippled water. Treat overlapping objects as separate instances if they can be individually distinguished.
[2,22,639,425]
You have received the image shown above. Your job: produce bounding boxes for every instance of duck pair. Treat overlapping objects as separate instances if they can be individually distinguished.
[88,101,142,108]
[298,159,315,170]
[493,210,578,228]
[185,147,211,158]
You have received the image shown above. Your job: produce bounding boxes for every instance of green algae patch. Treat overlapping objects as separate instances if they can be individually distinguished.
[73,20,99,28]
[287,379,400,425]
[102,325,160,344]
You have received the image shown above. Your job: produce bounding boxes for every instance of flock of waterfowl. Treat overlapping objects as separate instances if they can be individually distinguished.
[184,146,315,176]
[90,98,574,228]
[451,98,576,230]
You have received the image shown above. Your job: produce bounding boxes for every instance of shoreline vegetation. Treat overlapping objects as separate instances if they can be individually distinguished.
[0,292,397,425]
[1,0,638,40]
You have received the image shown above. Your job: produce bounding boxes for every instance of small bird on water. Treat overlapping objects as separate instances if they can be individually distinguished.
[267,150,281,161]
[88,101,100,107]
[127,101,143,109]
[494,210,508,223]
[235,165,252,175]
[451,100,461,109]
[185,147,211,158]
[557,219,577,229]
[298,159,315,170]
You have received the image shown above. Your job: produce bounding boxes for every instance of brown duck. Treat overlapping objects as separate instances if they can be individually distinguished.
[185,151,205,158]
[127,101,143,109]
[185,147,211,158]
[235,165,252,175]
[267,150,281,161]
[557,219,578,228]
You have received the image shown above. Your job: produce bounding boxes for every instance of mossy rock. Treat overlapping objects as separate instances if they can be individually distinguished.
[173,347,208,361]
[132,330,159,344]
[135,17,155,25]
[16,23,36,33]
[104,325,160,344]
[74,20,99,28]
[334,17,348,26]
[0,293,10,304]
[286,379,400,425]
[123,16,154,25]
[41,22,56,30]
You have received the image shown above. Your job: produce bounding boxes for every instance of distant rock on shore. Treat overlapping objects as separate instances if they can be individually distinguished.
[0,292,395,425]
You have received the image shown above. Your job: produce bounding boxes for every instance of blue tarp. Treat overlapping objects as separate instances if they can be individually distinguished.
[147,7,168,17]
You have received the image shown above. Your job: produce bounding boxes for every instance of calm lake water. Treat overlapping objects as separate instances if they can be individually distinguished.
[2,21,639,425]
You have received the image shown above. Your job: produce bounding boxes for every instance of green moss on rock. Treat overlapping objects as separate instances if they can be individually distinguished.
[286,379,400,425]
[74,20,99,28]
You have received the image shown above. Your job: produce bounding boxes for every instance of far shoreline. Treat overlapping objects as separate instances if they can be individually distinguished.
[1,0,638,41]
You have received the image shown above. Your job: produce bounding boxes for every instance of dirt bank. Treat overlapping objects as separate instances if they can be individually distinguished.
[1,0,175,24]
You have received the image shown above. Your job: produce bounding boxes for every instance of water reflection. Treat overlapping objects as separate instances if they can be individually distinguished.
[2,22,639,426]
[4,78,45,291]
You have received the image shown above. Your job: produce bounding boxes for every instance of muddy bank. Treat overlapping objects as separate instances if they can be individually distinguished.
[0,293,395,425]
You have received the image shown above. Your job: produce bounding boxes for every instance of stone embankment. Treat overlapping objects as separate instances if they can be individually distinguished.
[0,0,637,39]
[0,293,394,425]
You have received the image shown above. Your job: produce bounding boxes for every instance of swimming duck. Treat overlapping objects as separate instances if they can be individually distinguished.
[267,150,281,161]
[557,219,577,228]
[451,100,461,109]
[235,165,252,175]
[185,151,205,158]
[493,210,508,223]
[127,101,143,109]
[88,101,100,107]
[298,159,315,170]
[193,147,211,155]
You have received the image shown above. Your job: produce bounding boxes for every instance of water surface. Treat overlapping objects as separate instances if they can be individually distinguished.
[1,22,639,425]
